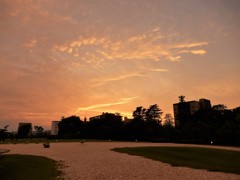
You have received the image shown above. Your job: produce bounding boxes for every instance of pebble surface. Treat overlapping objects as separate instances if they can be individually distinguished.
[1,142,240,180]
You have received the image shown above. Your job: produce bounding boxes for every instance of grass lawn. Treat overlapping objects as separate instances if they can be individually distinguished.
[0,154,62,180]
[112,146,240,175]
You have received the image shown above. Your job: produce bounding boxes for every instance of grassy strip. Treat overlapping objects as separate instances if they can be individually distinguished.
[112,146,240,175]
[0,154,62,180]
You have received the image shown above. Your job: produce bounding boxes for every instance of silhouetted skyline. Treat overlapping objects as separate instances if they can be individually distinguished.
[0,0,240,131]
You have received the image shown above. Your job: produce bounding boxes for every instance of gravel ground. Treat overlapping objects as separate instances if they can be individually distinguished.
[1,142,240,180]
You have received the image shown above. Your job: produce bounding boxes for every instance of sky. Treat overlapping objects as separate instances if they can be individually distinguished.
[0,0,240,131]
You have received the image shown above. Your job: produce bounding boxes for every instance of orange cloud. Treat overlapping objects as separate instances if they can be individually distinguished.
[24,38,37,48]
[92,73,148,87]
[51,27,208,65]
[174,42,209,49]
[76,97,137,111]
[151,68,168,72]
[190,49,207,55]
[167,56,181,62]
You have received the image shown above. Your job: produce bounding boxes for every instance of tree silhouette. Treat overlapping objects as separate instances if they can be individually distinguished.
[34,126,44,138]
[213,104,227,111]
[46,103,240,145]
[145,104,162,140]
[145,104,162,124]
[88,112,123,139]
[133,106,146,121]
[163,114,174,127]
[0,125,10,141]
[58,115,83,138]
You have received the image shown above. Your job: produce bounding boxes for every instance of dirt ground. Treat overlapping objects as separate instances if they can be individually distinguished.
[1,142,240,180]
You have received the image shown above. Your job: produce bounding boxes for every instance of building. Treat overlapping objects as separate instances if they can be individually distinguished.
[18,123,32,138]
[199,98,212,109]
[89,112,122,121]
[51,121,60,135]
[173,96,211,127]
[89,115,102,121]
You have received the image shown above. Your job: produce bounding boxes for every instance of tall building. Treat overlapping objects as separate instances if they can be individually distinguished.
[18,123,32,138]
[173,96,211,127]
[51,121,60,135]
[199,98,212,109]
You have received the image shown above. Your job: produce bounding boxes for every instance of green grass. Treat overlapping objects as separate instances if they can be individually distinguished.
[0,154,62,180]
[112,146,240,175]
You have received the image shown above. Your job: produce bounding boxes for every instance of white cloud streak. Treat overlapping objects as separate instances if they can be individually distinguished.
[76,97,137,111]
[151,68,168,72]
[93,73,147,87]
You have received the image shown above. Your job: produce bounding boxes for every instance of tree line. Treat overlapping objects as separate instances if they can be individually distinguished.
[57,104,165,141]
[1,104,239,146]
[56,104,240,146]
[176,104,240,145]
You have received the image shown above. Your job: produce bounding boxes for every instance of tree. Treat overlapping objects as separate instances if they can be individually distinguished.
[144,104,163,140]
[145,104,163,124]
[163,114,174,127]
[34,126,44,137]
[58,115,83,138]
[0,125,10,141]
[133,106,146,121]
[162,114,176,141]
[88,112,123,139]
[213,104,227,111]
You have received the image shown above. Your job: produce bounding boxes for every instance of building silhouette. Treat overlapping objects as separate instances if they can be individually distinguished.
[199,98,212,109]
[17,122,32,138]
[89,115,102,121]
[51,121,60,135]
[89,112,122,121]
[173,96,211,127]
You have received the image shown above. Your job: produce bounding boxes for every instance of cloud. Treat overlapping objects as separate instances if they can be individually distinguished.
[167,56,181,62]
[1,0,223,129]
[151,68,168,72]
[190,49,207,55]
[173,42,209,49]
[76,97,137,111]
[128,35,147,42]
[52,32,209,66]
[178,49,207,55]
[24,38,37,48]
[152,27,160,32]
[92,73,148,87]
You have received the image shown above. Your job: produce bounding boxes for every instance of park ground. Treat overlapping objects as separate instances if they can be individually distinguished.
[1,142,240,180]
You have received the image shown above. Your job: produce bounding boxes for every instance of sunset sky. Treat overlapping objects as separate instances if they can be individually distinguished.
[1,0,240,131]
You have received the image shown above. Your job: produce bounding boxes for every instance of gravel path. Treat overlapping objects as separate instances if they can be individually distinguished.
[1,142,240,180]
